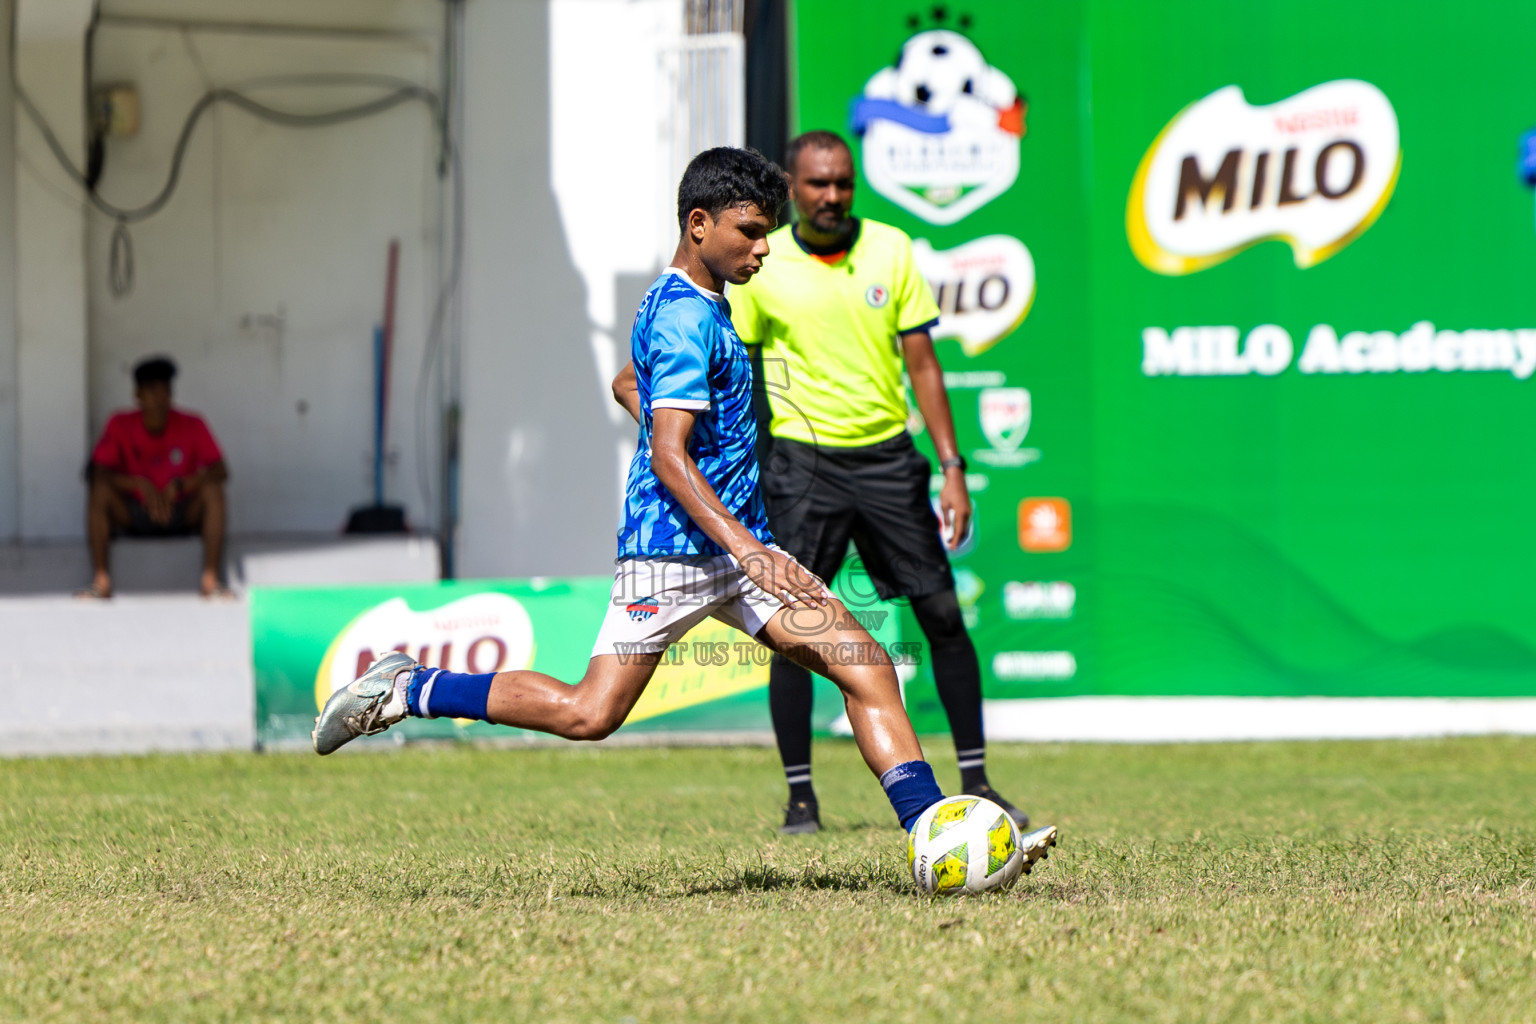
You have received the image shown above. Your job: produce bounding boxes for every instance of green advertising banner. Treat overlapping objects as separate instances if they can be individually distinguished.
[253,573,905,748]
[792,0,1536,709]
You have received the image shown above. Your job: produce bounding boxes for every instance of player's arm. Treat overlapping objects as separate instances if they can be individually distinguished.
[611,362,641,425]
[649,408,826,608]
[169,459,229,499]
[89,432,160,514]
[902,329,971,549]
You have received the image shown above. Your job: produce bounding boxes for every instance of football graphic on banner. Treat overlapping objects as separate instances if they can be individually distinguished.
[851,30,1026,225]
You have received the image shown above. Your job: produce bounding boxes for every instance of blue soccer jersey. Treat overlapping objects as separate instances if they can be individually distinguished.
[618,269,773,559]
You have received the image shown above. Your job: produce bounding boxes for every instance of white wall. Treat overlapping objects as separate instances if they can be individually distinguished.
[458,0,688,579]
[548,0,682,505]
[86,1,445,535]
[12,0,93,541]
[458,0,621,578]
[5,0,717,579]
[0,0,16,541]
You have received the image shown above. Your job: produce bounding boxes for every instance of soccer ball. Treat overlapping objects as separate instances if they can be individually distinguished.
[907,795,1024,896]
[894,30,988,116]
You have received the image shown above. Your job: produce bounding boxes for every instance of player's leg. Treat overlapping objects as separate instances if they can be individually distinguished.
[845,435,1028,825]
[181,479,227,596]
[313,649,665,754]
[84,475,129,597]
[314,556,697,754]
[481,653,663,738]
[906,588,1025,822]
[759,437,857,830]
[752,600,941,830]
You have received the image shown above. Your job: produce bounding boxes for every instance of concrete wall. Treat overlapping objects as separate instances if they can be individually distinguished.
[4,0,702,576]
[458,0,685,578]
[0,0,15,541]
[0,594,254,755]
[12,0,93,541]
[86,1,445,534]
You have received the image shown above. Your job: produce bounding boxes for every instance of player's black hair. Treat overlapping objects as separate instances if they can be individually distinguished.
[784,130,850,174]
[676,146,789,232]
[133,355,177,386]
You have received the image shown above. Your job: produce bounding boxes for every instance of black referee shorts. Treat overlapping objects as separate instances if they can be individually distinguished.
[760,432,953,602]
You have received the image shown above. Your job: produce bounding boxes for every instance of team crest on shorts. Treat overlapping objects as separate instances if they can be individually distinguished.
[866,284,889,308]
[626,597,660,622]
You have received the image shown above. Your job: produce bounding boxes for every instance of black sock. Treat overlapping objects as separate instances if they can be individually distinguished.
[770,651,816,802]
[911,589,987,789]
[955,746,989,792]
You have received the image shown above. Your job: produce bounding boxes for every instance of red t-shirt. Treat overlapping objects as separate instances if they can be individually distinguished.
[91,409,224,499]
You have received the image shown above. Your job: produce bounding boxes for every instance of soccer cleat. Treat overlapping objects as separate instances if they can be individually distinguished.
[1017,823,1059,875]
[964,783,1029,829]
[780,797,821,835]
[312,651,417,755]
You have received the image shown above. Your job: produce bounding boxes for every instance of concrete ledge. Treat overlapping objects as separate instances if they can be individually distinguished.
[234,535,439,589]
[0,534,440,596]
[0,594,254,757]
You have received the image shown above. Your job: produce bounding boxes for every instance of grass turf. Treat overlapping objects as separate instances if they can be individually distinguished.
[1,736,1533,1023]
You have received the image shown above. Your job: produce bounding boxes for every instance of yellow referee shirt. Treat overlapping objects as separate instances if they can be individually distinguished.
[729,218,940,447]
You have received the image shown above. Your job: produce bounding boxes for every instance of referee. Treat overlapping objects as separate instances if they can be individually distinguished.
[731,131,1027,834]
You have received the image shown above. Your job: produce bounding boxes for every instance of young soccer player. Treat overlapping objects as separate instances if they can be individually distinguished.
[730,131,1028,834]
[313,147,1033,843]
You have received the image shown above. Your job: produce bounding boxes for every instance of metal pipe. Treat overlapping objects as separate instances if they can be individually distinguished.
[94,14,432,43]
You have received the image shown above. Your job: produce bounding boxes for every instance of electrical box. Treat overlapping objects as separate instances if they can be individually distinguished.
[92,83,140,138]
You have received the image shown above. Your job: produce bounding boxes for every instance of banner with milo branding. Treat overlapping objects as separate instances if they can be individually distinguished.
[793,0,1536,709]
[252,574,908,748]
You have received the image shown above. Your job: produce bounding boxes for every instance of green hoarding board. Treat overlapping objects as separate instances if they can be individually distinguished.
[793,1,1536,703]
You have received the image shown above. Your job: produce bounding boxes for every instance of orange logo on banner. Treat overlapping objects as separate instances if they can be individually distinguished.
[1018,498,1071,552]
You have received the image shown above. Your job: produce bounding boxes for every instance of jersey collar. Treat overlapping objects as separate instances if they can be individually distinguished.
[661,266,725,303]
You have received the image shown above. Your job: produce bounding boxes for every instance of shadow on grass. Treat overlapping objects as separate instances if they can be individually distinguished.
[683,859,908,896]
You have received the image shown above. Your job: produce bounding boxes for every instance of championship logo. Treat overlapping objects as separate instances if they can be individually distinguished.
[979,387,1030,450]
[851,27,1026,225]
[974,387,1038,468]
[913,235,1035,356]
[1128,80,1400,274]
[314,592,535,712]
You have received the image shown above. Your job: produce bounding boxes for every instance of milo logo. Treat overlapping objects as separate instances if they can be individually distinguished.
[313,593,535,712]
[1128,80,1400,274]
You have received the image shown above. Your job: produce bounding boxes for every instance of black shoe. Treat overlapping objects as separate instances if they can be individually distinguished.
[780,797,821,835]
[964,783,1029,829]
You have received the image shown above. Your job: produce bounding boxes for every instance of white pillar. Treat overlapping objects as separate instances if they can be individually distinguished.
[12,0,93,540]
[0,0,17,541]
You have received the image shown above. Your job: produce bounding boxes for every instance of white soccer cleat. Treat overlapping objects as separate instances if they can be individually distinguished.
[312,651,416,755]
[1017,824,1058,874]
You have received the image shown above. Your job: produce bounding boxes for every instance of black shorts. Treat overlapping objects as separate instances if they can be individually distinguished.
[760,433,953,602]
[119,498,196,538]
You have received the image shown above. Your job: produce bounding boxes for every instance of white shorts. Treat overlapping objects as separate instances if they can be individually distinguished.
[590,551,792,659]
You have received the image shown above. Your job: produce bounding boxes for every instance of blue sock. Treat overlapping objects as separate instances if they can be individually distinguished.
[880,760,944,832]
[406,667,495,721]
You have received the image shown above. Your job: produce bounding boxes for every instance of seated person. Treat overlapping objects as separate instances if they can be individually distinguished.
[84,356,230,598]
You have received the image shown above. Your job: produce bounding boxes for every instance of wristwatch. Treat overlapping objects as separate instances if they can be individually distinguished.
[939,455,967,473]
